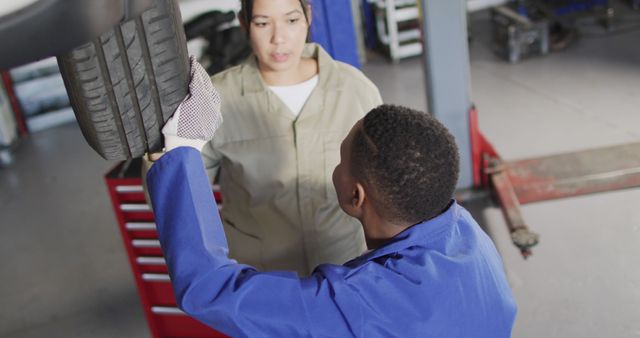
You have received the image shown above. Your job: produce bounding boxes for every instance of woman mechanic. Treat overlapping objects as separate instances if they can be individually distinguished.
[202,0,383,275]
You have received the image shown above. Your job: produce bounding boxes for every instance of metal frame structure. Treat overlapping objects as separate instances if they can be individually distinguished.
[419,0,474,189]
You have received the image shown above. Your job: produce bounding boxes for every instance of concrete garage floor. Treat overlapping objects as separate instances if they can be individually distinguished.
[1,7,640,338]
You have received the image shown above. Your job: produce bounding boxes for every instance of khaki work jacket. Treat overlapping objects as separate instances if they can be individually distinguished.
[203,44,383,275]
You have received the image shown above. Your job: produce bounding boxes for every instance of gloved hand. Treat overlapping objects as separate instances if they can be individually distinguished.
[162,55,223,152]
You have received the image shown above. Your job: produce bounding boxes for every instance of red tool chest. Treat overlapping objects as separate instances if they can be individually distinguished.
[105,159,226,338]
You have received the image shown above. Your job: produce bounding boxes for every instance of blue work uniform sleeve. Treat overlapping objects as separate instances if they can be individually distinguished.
[146,147,357,337]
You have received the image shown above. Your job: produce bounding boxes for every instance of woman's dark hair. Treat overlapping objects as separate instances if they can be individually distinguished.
[350,104,460,225]
[239,0,310,31]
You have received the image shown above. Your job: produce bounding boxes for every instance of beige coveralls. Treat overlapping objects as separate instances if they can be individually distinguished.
[203,44,383,275]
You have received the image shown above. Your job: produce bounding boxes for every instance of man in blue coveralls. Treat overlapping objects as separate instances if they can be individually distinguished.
[145,58,517,337]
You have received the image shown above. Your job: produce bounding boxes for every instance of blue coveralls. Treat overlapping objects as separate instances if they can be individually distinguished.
[147,147,517,338]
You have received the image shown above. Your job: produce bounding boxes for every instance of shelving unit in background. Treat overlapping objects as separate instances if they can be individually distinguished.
[370,0,423,62]
[362,0,513,63]
[8,57,76,133]
[0,79,18,166]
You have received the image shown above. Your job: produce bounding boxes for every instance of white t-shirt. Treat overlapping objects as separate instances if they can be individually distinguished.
[268,75,319,117]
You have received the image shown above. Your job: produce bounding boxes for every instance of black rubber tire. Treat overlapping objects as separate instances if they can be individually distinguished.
[57,0,189,160]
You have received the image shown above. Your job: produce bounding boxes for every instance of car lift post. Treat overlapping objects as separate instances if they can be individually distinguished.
[418,0,640,258]
[418,0,538,258]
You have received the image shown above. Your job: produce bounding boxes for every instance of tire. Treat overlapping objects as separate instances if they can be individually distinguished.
[57,0,189,160]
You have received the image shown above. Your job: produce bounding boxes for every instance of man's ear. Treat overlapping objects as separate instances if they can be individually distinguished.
[353,182,366,208]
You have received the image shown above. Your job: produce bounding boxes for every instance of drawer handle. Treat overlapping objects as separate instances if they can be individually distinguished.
[142,273,170,281]
[151,306,185,315]
[125,222,156,230]
[121,204,151,211]
[137,256,166,265]
[115,185,144,193]
[132,239,160,248]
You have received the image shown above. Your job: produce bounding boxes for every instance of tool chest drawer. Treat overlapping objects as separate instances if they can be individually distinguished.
[137,256,169,274]
[151,307,228,338]
[142,275,177,305]
[125,222,159,239]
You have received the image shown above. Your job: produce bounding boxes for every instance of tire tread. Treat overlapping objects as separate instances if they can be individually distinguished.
[57,0,189,160]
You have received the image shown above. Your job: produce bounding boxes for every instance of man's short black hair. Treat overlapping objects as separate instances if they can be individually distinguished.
[351,104,460,224]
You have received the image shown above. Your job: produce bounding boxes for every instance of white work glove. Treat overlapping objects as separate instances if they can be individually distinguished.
[162,55,223,152]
